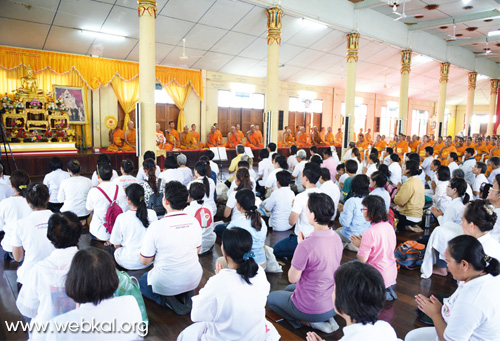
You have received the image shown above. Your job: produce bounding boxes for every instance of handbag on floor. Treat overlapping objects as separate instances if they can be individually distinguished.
[114,270,149,325]
[394,240,425,270]
[264,246,283,273]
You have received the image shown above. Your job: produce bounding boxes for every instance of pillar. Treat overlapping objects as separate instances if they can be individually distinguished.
[488,79,499,136]
[399,50,411,135]
[137,0,157,161]
[265,7,283,144]
[436,62,449,137]
[464,72,477,136]
[345,32,360,147]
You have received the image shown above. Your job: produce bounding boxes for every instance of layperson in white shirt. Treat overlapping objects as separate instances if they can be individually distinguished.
[388,154,402,185]
[16,212,81,330]
[0,163,11,186]
[0,170,31,254]
[451,168,474,200]
[187,161,217,214]
[472,162,488,199]
[12,183,55,284]
[184,182,216,255]
[306,262,398,341]
[140,159,166,218]
[488,156,500,184]
[421,199,500,279]
[205,150,220,177]
[369,171,391,213]
[343,142,355,162]
[261,171,295,232]
[460,147,476,185]
[226,160,257,198]
[421,146,435,179]
[292,149,308,193]
[319,168,340,220]
[273,162,322,259]
[48,248,144,340]
[57,160,93,221]
[447,152,459,176]
[382,147,393,166]
[223,168,257,224]
[113,159,137,190]
[363,153,379,178]
[407,236,500,341]
[288,145,299,171]
[86,163,127,243]
[159,155,185,187]
[265,155,289,191]
[91,154,119,187]
[140,181,202,315]
[136,150,160,182]
[110,184,157,270]
[43,157,70,212]
[0,181,13,202]
[257,148,272,189]
[178,228,270,341]
[431,177,468,226]
[432,166,451,212]
[177,153,193,187]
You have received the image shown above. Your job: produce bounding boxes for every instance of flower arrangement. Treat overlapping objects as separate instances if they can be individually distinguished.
[55,123,67,137]
[15,101,25,109]
[1,93,11,104]
[66,128,76,137]
[31,129,42,142]
[156,133,166,146]
[17,129,27,139]
[29,98,42,109]
[3,102,14,110]
[55,96,63,106]
[10,118,23,128]
[47,102,58,110]
[45,129,53,139]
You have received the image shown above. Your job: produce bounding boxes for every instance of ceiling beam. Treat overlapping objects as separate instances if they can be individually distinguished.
[476,54,500,59]
[354,0,386,10]
[408,9,500,31]
[447,36,500,46]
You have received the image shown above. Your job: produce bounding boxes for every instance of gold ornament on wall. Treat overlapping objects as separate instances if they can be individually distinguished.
[400,50,412,75]
[346,33,360,63]
[105,115,118,130]
[468,72,477,90]
[266,7,283,45]
[439,62,450,83]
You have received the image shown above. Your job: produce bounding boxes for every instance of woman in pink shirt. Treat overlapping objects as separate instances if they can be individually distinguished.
[350,195,398,301]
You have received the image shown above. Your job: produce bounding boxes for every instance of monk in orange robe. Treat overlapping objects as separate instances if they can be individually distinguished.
[226,126,241,148]
[319,127,326,142]
[296,127,310,148]
[165,120,179,150]
[246,124,264,148]
[454,137,466,158]
[207,126,223,147]
[213,123,223,144]
[236,124,245,144]
[191,124,203,148]
[311,126,326,146]
[394,134,409,158]
[475,137,489,161]
[373,135,387,156]
[107,127,124,152]
[433,136,445,155]
[409,135,421,153]
[179,125,197,150]
[364,129,373,144]
[155,123,167,150]
[490,139,500,158]
[334,128,343,148]
[324,127,334,146]
[438,137,457,166]
[279,128,295,147]
[418,135,433,158]
[122,121,136,152]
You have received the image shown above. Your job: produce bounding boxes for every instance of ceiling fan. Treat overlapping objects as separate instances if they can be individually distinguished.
[392,0,421,21]
[447,20,470,41]
[475,39,500,57]
[179,38,203,61]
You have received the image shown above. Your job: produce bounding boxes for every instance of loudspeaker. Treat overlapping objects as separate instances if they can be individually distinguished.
[438,122,443,137]
[135,102,141,158]
[343,116,350,149]
[265,111,272,146]
[278,110,284,130]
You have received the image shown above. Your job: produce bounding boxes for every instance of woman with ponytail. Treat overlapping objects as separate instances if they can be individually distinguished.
[184,182,216,255]
[178,228,270,340]
[432,177,469,226]
[224,168,258,221]
[188,161,216,213]
[140,158,165,217]
[0,170,31,258]
[406,235,500,341]
[110,183,157,270]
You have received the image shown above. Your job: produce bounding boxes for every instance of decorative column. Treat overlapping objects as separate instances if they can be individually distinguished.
[488,79,499,136]
[436,62,450,137]
[137,0,157,161]
[344,32,360,148]
[464,72,477,136]
[398,50,411,135]
[265,7,282,144]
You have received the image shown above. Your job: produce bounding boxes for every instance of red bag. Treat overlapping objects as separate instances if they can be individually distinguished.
[97,185,123,234]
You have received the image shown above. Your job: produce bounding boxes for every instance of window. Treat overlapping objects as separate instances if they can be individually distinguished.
[411,110,429,137]
[288,97,323,135]
[155,88,175,104]
[342,102,368,136]
[218,90,264,109]
[380,105,399,138]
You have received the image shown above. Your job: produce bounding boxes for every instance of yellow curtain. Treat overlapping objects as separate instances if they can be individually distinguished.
[0,66,92,146]
[110,76,139,130]
[0,46,203,98]
[162,83,192,130]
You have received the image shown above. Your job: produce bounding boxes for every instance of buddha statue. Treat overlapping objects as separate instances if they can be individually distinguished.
[20,65,43,94]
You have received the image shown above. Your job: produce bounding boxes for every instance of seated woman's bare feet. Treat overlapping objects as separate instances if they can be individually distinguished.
[432,266,448,276]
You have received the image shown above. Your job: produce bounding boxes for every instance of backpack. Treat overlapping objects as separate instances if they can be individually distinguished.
[194,206,213,228]
[113,270,149,325]
[148,191,166,217]
[394,240,425,270]
[97,185,123,234]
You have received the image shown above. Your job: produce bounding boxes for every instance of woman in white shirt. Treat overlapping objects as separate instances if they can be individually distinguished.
[188,161,216,214]
[12,183,55,284]
[265,155,288,191]
[288,145,299,171]
[223,168,255,223]
[184,182,216,255]
[261,171,295,232]
[178,228,270,341]
[388,154,402,185]
[431,177,468,226]
[0,170,31,257]
[159,155,185,186]
[306,262,398,341]
[136,150,161,182]
[407,235,500,341]
[43,157,70,212]
[48,248,144,340]
[369,171,391,213]
[16,212,81,328]
[472,162,488,199]
[58,159,93,222]
[432,166,451,212]
[91,154,119,187]
[110,184,157,270]
[113,159,137,190]
[364,153,379,178]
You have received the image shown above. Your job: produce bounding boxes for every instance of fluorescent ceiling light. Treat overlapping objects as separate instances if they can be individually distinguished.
[301,18,328,29]
[477,74,489,81]
[80,30,126,41]
[413,54,433,64]
[462,0,472,4]
[488,30,500,37]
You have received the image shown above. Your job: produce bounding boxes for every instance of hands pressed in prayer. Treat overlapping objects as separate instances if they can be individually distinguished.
[297,231,305,243]
[306,331,325,341]
[215,261,224,275]
[430,206,443,217]
[415,294,442,321]
[350,234,362,248]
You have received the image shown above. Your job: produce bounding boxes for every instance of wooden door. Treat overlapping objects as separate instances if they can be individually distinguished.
[155,103,180,133]
[230,108,241,132]
[241,108,252,134]
[250,109,264,130]
[218,107,230,136]
[305,112,312,134]
[480,123,488,135]
[288,111,296,133]
[312,113,322,130]
[295,112,305,128]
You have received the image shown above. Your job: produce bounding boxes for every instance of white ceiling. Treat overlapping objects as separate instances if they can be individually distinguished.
[0,0,497,105]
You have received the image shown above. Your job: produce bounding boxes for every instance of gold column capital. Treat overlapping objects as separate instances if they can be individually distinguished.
[439,62,450,83]
[491,79,500,95]
[400,50,412,75]
[468,72,477,90]
[137,0,157,18]
[266,7,283,45]
[346,33,360,63]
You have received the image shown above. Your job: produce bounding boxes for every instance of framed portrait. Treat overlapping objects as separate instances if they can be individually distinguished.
[52,85,89,124]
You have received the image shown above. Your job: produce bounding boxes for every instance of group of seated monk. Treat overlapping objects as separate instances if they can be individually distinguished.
[278,125,344,148]
[107,120,137,152]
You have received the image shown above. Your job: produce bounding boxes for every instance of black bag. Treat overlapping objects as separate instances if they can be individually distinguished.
[148,191,166,217]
